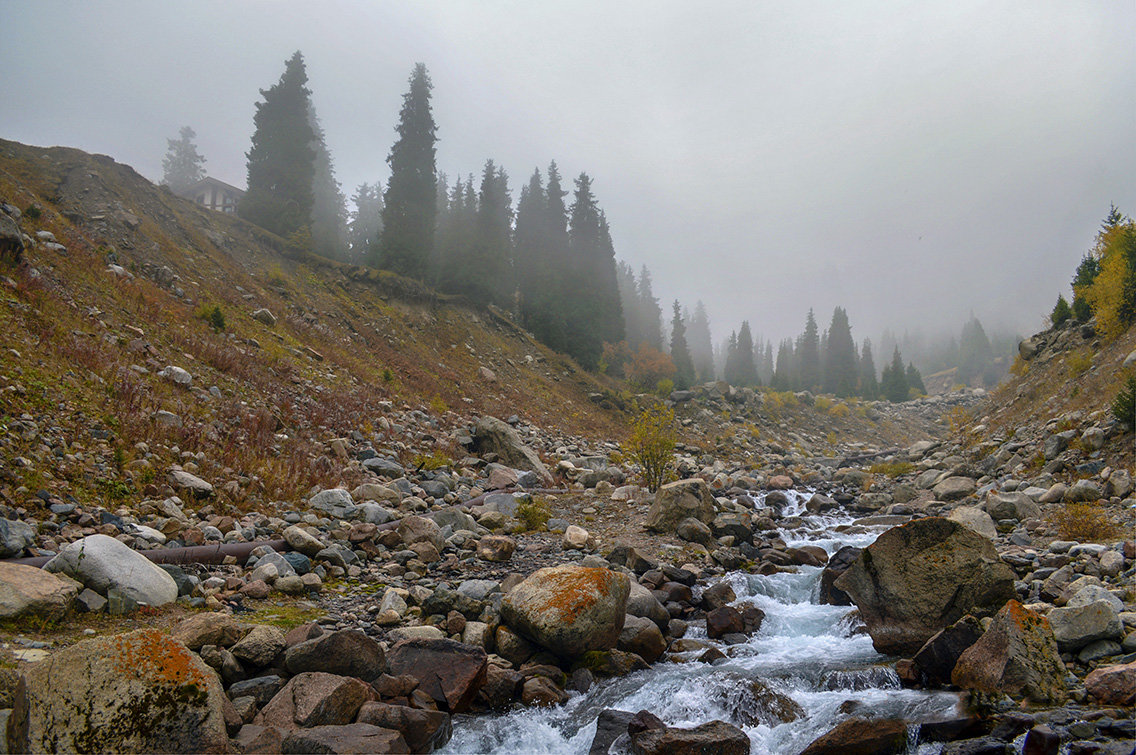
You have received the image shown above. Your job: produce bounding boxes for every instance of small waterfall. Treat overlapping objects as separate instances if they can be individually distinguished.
[442,496,961,755]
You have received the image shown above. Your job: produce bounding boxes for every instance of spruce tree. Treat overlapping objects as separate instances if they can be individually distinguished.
[797,309,821,391]
[761,341,775,385]
[688,301,715,382]
[906,362,926,395]
[881,347,910,402]
[859,340,879,399]
[1050,295,1072,327]
[822,306,858,397]
[240,51,316,238]
[723,331,739,385]
[379,63,437,279]
[308,105,347,259]
[515,168,546,317]
[772,338,795,390]
[958,316,993,385]
[348,182,383,263]
[637,265,664,350]
[565,173,604,367]
[597,212,625,346]
[670,301,696,390]
[162,126,206,194]
[735,321,758,386]
[455,159,512,305]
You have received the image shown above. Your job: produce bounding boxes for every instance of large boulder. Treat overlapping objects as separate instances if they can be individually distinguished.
[800,718,908,755]
[280,724,408,754]
[951,600,1067,704]
[947,506,998,540]
[44,534,178,607]
[255,672,373,731]
[472,416,552,483]
[910,615,984,687]
[170,612,244,650]
[983,491,1040,521]
[285,630,386,681]
[385,638,487,713]
[0,562,77,621]
[932,476,977,502]
[645,479,716,533]
[629,719,750,755]
[356,701,452,753]
[832,518,1017,655]
[0,211,24,264]
[1084,661,1136,706]
[8,629,229,753]
[1046,600,1123,651]
[818,546,860,606]
[501,565,630,658]
[0,519,36,558]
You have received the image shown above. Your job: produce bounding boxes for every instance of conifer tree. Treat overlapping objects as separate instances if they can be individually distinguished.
[859,339,879,400]
[906,362,926,395]
[669,301,696,390]
[822,306,858,397]
[880,346,910,402]
[379,63,437,279]
[636,266,664,350]
[688,301,715,382]
[761,342,775,385]
[796,309,821,391]
[957,316,993,385]
[597,212,625,346]
[515,168,546,317]
[734,321,758,386]
[308,105,347,259]
[772,338,795,390]
[162,126,206,194]
[1050,294,1072,327]
[348,182,383,264]
[240,51,316,238]
[723,331,739,384]
[450,159,511,304]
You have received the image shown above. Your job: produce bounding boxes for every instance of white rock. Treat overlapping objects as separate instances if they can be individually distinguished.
[160,366,192,386]
[44,534,177,607]
[947,506,998,540]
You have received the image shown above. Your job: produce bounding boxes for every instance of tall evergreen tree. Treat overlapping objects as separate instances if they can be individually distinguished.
[734,321,759,386]
[822,306,858,397]
[880,346,910,402]
[957,316,994,385]
[564,173,605,367]
[772,338,795,390]
[760,341,775,385]
[240,51,316,238]
[597,212,625,346]
[162,126,206,193]
[687,301,714,382]
[379,63,437,279]
[307,105,347,259]
[446,159,512,304]
[515,168,546,318]
[348,182,383,264]
[859,339,879,399]
[797,309,821,391]
[906,362,926,395]
[636,265,663,350]
[669,301,696,390]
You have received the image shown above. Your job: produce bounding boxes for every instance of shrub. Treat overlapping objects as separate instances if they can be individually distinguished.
[516,498,551,531]
[655,378,674,396]
[869,461,915,478]
[197,304,225,331]
[814,396,833,411]
[627,404,676,493]
[1050,295,1072,327]
[23,204,41,220]
[626,343,675,392]
[828,402,850,418]
[1113,374,1136,431]
[1051,502,1122,542]
[1065,348,1093,378]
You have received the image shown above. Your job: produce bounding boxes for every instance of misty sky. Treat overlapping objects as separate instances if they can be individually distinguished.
[2,1,1133,348]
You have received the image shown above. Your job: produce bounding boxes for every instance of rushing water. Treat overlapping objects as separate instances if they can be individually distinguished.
[442,492,962,755]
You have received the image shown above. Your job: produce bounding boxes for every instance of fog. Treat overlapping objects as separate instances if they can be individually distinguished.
[1,1,1133,346]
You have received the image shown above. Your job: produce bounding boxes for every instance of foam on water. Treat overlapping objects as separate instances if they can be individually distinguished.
[440,495,961,755]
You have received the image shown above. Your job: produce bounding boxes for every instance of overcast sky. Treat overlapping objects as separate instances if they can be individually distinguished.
[2,1,1133,348]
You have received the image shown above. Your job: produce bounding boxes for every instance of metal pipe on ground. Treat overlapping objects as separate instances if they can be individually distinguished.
[8,539,291,569]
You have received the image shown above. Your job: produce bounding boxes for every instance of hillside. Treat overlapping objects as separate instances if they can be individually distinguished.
[0,139,953,515]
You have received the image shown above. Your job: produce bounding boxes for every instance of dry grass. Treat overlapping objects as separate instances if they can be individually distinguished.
[1049,502,1125,543]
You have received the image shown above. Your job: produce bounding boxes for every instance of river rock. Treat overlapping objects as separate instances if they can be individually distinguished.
[627,581,670,631]
[818,546,860,606]
[230,624,287,668]
[170,612,244,650]
[356,701,452,752]
[947,506,998,540]
[280,723,408,754]
[477,535,516,562]
[397,515,446,552]
[44,534,178,608]
[589,709,635,755]
[283,525,324,558]
[501,565,630,658]
[1047,600,1123,651]
[983,492,1040,521]
[833,518,1017,655]
[0,519,36,558]
[706,606,745,640]
[629,719,750,755]
[800,717,908,755]
[8,629,229,754]
[951,600,1067,704]
[167,468,214,498]
[255,672,373,730]
[1084,661,1136,706]
[472,416,552,483]
[285,629,386,681]
[385,638,487,713]
[0,562,78,621]
[645,479,716,532]
[617,614,666,662]
[911,615,984,687]
[933,476,977,502]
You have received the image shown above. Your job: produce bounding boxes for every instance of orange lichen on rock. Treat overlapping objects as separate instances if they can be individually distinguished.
[111,629,212,691]
[538,567,619,623]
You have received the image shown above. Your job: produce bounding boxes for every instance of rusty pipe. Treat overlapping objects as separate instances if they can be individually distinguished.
[9,538,291,569]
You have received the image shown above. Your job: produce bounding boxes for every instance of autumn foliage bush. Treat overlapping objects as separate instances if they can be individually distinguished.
[625,343,676,392]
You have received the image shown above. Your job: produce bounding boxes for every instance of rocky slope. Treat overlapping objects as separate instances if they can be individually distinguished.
[0,139,1133,754]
